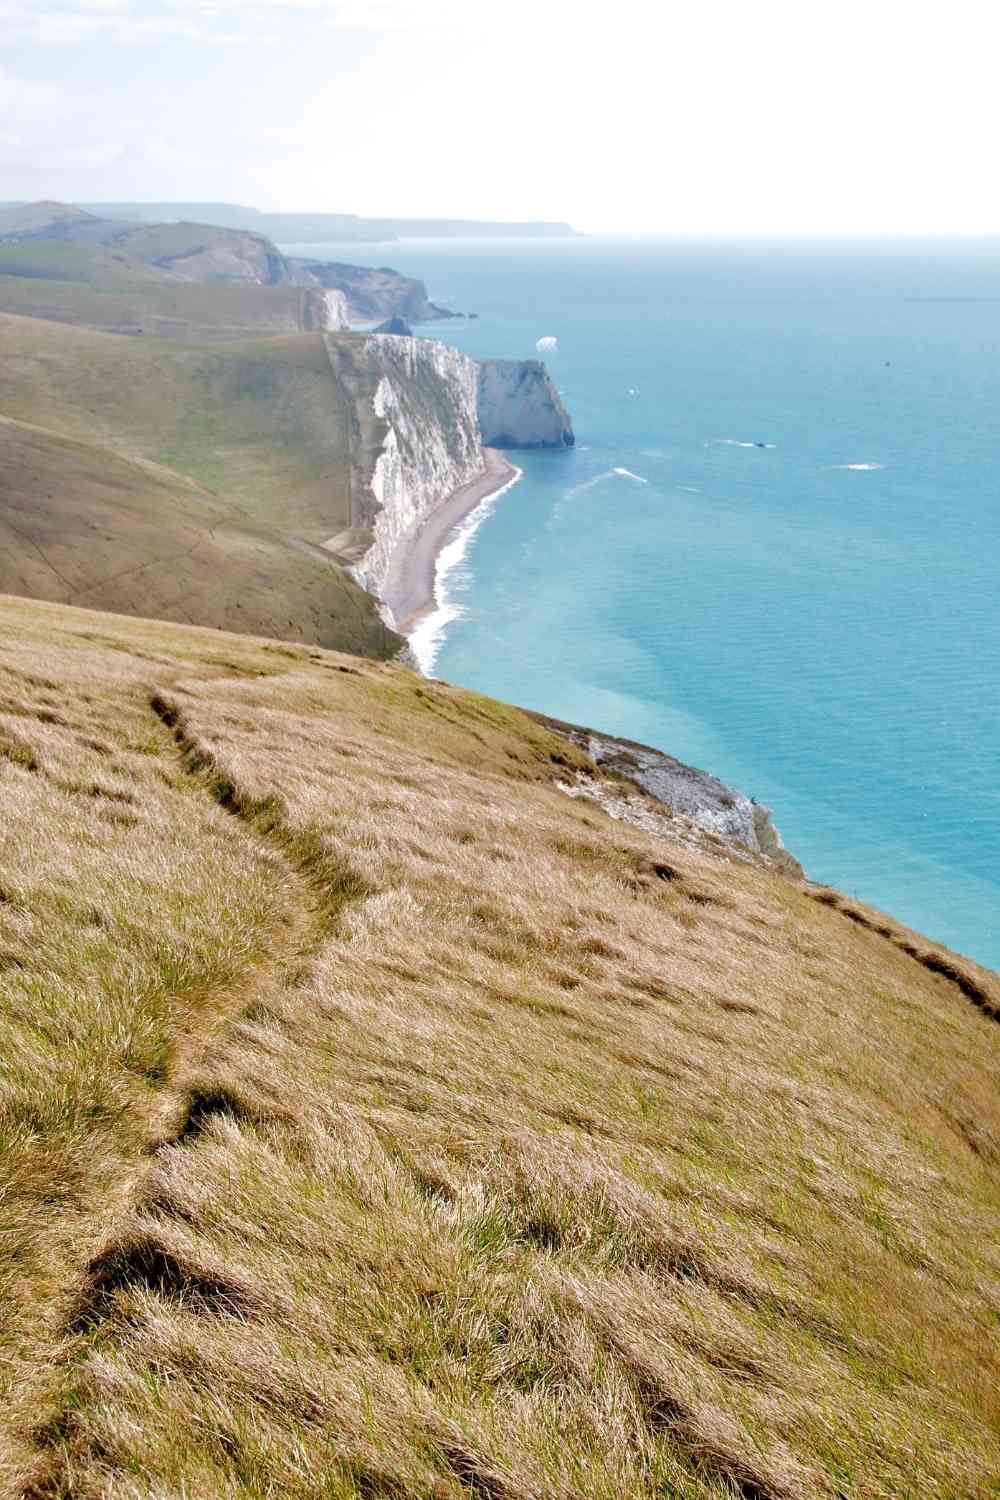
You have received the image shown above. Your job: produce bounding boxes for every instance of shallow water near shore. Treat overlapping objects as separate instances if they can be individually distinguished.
[288,236,1000,968]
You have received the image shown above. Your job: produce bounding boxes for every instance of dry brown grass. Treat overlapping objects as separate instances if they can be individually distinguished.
[1,593,998,1499]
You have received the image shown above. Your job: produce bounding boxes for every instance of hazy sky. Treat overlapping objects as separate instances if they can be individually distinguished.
[3,0,998,233]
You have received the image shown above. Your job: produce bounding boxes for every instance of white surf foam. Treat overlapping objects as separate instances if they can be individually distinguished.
[407,465,523,677]
[835,462,885,471]
[566,467,650,498]
[714,438,777,449]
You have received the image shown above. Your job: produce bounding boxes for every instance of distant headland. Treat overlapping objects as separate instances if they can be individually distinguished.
[68,203,582,244]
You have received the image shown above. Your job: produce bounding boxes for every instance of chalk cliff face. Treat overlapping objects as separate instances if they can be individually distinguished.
[477,359,575,449]
[321,334,573,599]
[320,290,349,330]
[366,338,482,593]
[325,335,483,597]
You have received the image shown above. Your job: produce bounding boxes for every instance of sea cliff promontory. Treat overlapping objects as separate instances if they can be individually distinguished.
[0,202,461,334]
[289,259,458,324]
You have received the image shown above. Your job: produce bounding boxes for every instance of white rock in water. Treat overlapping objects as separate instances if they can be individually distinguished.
[535,335,559,354]
[477,359,574,450]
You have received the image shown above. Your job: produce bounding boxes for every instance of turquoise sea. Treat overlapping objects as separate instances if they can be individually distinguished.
[288,238,1000,970]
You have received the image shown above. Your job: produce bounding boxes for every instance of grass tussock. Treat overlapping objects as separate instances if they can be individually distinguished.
[0,593,998,1498]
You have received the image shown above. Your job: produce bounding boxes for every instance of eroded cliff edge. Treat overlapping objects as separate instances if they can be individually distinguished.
[530,712,803,874]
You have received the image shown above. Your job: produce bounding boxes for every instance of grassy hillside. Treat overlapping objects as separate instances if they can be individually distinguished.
[95,219,286,279]
[0,314,358,535]
[0,416,395,655]
[0,242,172,286]
[1,594,997,1498]
[0,201,95,237]
[0,244,315,339]
[0,205,295,285]
[0,316,398,654]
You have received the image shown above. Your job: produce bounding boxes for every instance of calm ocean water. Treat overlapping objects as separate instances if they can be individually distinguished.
[288,237,1000,969]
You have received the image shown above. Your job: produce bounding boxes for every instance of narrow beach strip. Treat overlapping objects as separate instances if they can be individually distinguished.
[380,447,522,674]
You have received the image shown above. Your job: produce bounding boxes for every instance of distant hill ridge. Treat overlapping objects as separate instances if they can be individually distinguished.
[71,202,581,242]
[0,201,580,243]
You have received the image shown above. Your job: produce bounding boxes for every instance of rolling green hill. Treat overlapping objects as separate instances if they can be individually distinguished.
[0,593,997,1497]
[0,243,323,340]
[1,314,351,533]
[0,203,296,284]
[0,200,96,237]
[0,242,165,286]
[0,416,395,655]
[0,314,399,655]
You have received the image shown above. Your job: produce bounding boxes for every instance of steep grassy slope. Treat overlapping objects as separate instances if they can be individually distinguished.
[0,207,295,284]
[0,317,400,654]
[0,243,320,339]
[84,219,289,282]
[1,594,997,1499]
[0,417,395,654]
[0,243,174,287]
[0,314,351,533]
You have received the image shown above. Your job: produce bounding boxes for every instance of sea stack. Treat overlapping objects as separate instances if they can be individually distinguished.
[477,359,575,449]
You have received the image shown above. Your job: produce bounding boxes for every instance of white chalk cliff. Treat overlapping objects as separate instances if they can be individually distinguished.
[329,334,573,598]
[359,335,483,596]
[320,290,350,331]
